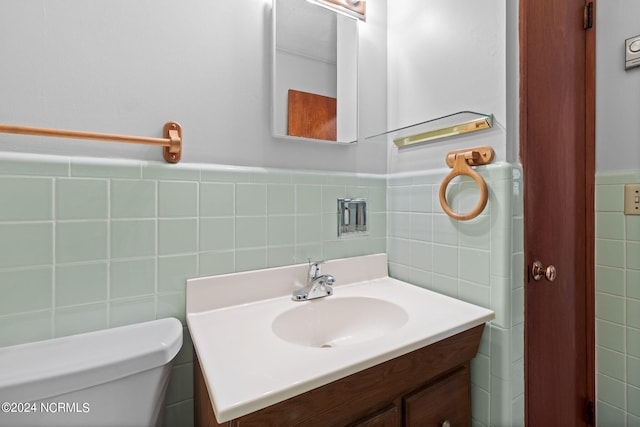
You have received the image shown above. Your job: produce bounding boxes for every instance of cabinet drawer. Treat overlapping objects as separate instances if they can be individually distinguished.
[348,404,400,427]
[403,366,471,427]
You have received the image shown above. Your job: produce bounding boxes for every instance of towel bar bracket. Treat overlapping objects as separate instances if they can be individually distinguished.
[445,146,494,168]
[163,122,182,163]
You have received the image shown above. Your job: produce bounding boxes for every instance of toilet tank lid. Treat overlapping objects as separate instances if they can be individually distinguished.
[0,317,183,402]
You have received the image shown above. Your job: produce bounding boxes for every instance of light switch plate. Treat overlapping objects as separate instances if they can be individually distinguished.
[624,184,640,215]
[626,35,640,70]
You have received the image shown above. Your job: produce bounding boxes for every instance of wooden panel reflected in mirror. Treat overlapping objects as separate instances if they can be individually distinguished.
[287,89,337,141]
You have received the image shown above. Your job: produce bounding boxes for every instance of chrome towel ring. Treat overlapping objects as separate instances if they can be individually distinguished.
[438,146,495,221]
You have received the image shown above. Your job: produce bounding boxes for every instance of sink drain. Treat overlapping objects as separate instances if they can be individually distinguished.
[320,344,333,348]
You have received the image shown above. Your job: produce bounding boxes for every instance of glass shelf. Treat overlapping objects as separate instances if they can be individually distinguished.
[365,111,493,148]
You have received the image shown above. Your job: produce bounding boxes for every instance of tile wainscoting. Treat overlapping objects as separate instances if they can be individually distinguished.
[387,162,524,427]
[595,170,640,426]
[0,153,386,427]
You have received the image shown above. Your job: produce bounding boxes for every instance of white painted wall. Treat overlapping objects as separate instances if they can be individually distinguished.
[0,0,387,173]
[386,0,513,173]
[596,1,640,173]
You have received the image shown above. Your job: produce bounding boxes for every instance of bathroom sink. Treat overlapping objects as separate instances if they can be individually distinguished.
[186,253,495,422]
[272,296,408,348]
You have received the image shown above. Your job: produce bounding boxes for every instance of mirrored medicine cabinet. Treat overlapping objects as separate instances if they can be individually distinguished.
[272,0,359,144]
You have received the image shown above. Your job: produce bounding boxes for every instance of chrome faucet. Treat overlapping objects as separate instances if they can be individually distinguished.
[292,260,335,301]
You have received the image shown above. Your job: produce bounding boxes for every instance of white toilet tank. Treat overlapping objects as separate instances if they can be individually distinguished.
[0,317,183,427]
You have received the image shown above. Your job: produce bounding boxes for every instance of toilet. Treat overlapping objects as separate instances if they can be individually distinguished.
[0,317,183,427]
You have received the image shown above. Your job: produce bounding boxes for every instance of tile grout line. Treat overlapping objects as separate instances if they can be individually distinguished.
[106,178,111,328]
[51,176,57,339]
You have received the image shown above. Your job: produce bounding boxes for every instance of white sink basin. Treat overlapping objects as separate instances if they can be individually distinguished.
[272,296,408,348]
[186,253,495,423]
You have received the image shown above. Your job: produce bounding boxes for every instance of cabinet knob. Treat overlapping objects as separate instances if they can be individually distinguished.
[440,420,451,427]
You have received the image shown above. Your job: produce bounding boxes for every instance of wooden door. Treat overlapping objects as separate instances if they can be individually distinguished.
[520,0,595,425]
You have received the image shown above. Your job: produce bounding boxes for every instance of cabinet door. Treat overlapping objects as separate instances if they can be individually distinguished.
[349,405,400,427]
[403,367,470,427]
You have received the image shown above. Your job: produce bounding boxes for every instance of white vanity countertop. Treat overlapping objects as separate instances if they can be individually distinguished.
[186,253,495,423]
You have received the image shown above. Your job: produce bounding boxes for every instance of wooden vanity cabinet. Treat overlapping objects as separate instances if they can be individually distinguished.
[195,324,484,427]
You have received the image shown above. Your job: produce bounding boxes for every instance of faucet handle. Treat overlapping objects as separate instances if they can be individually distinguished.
[307,259,325,279]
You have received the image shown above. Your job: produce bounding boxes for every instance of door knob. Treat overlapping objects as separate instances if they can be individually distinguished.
[531,260,557,282]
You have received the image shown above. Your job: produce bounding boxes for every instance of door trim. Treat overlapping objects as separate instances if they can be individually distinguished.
[584,1,596,421]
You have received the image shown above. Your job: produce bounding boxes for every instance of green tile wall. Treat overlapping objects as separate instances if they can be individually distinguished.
[0,152,522,426]
[0,153,386,427]
[56,179,108,220]
[0,177,52,220]
[0,223,53,268]
[386,162,524,427]
[596,171,640,426]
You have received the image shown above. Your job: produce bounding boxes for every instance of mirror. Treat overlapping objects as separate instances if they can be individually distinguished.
[272,0,359,143]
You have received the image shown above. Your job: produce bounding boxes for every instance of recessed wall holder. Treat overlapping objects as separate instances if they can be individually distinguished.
[439,146,494,221]
[338,198,368,237]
